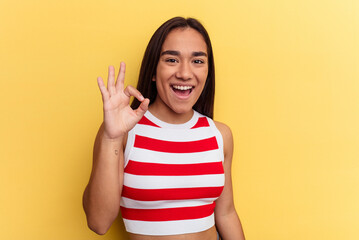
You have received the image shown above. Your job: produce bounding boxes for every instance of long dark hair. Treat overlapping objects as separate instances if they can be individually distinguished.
[131,17,215,118]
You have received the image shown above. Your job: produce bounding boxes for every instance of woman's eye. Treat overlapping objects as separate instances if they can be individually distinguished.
[165,58,177,63]
[193,59,204,64]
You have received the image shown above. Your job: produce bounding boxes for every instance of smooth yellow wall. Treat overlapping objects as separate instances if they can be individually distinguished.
[1,0,358,239]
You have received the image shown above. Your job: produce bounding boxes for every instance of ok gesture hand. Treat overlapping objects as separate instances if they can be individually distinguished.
[97,62,149,140]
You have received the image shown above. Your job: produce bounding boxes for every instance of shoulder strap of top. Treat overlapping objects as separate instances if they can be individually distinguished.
[206,117,225,162]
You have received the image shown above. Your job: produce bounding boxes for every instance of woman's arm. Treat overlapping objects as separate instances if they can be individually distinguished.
[214,121,245,240]
[82,124,124,235]
[82,63,149,235]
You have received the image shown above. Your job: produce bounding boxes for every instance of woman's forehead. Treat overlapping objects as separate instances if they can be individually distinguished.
[161,28,207,53]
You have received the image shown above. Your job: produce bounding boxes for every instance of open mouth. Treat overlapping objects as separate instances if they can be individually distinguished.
[171,85,194,97]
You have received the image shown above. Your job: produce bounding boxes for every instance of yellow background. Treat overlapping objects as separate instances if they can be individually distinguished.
[1,0,358,239]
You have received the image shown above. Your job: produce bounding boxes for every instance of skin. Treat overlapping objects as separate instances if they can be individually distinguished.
[83,27,245,240]
[149,28,208,124]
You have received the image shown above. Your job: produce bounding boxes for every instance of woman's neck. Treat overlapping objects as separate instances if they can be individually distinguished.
[148,103,194,124]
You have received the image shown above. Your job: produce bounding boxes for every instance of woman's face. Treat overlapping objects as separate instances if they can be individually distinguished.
[152,27,208,116]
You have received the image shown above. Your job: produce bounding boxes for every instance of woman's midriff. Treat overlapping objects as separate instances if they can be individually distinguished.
[128,226,217,240]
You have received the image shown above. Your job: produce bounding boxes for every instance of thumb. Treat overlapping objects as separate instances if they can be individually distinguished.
[134,98,150,118]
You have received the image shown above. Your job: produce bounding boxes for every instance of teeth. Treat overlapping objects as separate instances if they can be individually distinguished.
[172,85,193,91]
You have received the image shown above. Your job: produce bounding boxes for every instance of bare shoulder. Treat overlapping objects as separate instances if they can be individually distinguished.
[214,121,233,142]
[214,121,234,158]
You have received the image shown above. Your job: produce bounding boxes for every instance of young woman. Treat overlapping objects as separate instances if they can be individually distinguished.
[83,17,245,240]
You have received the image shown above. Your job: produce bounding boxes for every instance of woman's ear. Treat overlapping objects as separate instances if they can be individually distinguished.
[152,76,156,82]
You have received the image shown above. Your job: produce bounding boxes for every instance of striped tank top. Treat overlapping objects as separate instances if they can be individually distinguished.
[121,110,225,236]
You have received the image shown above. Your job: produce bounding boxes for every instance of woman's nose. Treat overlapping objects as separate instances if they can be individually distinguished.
[175,62,193,80]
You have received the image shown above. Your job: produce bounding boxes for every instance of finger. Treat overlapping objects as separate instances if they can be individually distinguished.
[107,65,116,96]
[97,77,110,101]
[116,62,126,91]
[123,85,145,101]
[134,98,150,118]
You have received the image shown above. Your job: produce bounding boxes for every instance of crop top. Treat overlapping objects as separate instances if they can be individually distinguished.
[120,110,225,236]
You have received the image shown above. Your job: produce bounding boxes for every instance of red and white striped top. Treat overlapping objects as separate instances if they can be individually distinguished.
[121,110,225,236]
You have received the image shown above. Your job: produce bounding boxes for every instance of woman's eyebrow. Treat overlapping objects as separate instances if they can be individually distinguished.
[192,51,207,57]
[161,50,180,56]
[161,50,207,57]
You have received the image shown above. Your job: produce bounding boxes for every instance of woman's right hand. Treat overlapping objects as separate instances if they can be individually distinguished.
[97,62,149,140]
